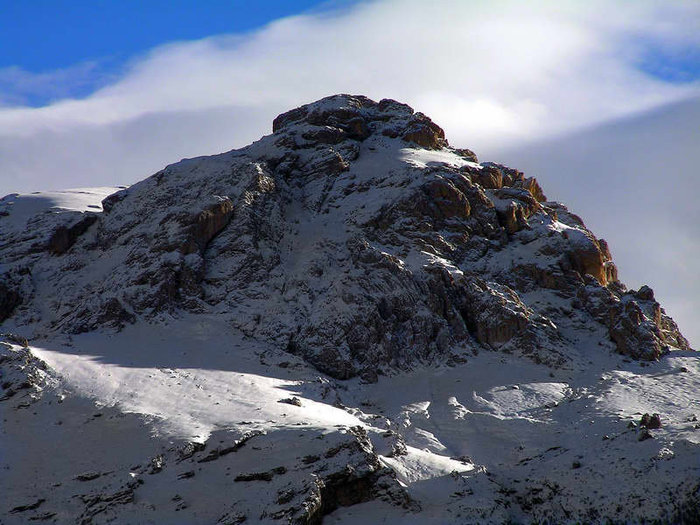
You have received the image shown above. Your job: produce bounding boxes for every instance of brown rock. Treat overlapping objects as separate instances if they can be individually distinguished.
[421,179,471,220]
[469,165,503,190]
[401,113,448,149]
[581,286,693,360]
[515,177,547,202]
[180,198,234,255]
[564,233,615,286]
[453,148,478,163]
[496,201,528,235]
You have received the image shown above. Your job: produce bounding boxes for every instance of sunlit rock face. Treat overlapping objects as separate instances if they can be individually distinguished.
[0,94,691,377]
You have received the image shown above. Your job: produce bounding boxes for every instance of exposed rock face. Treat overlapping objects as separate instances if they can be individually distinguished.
[0,94,692,378]
[179,197,234,255]
[578,280,690,360]
[0,336,53,404]
[0,280,21,323]
[47,213,98,255]
[294,426,407,524]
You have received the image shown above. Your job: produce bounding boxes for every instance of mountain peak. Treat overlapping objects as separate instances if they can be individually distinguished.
[271,94,449,151]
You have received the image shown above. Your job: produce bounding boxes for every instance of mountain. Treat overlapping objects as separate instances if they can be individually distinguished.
[1,95,698,524]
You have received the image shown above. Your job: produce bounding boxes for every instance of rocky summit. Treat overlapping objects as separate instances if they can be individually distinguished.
[0,95,698,524]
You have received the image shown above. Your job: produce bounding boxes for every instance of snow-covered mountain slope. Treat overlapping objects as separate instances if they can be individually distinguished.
[1,95,698,524]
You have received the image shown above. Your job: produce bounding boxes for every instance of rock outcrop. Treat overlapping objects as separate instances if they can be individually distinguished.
[0,335,53,405]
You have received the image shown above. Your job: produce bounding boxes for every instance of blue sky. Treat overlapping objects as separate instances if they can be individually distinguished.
[637,44,700,84]
[0,0,348,105]
[0,1,338,69]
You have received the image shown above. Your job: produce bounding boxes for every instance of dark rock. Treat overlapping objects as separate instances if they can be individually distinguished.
[75,472,102,481]
[274,94,378,136]
[638,428,654,441]
[48,213,98,255]
[302,126,347,145]
[234,466,286,482]
[78,480,140,522]
[636,285,655,301]
[277,489,295,505]
[0,279,22,323]
[27,512,56,521]
[640,413,662,429]
[279,396,302,407]
[92,298,136,331]
[421,179,471,220]
[1,332,29,347]
[197,432,261,463]
[0,94,691,382]
[149,454,164,474]
[101,189,128,213]
[378,98,413,114]
[10,498,45,513]
[273,106,310,132]
[178,441,206,461]
[344,117,370,141]
[217,511,247,524]
[359,368,379,384]
[579,281,689,361]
